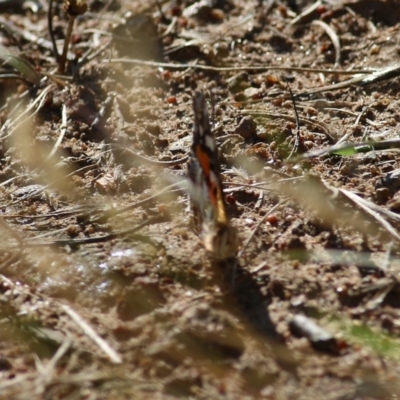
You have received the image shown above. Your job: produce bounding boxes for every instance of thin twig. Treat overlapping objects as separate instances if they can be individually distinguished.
[339,188,400,242]
[0,85,53,140]
[241,109,335,142]
[289,138,400,161]
[312,20,341,68]
[254,190,264,210]
[107,58,374,75]
[77,38,112,67]
[290,0,322,25]
[47,104,67,159]
[61,304,122,364]
[27,215,167,246]
[3,205,87,219]
[58,16,75,74]
[35,337,71,386]
[114,145,189,167]
[287,85,301,159]
[295,64,400,99]
[48,0,59,62]
[381,242,393,271]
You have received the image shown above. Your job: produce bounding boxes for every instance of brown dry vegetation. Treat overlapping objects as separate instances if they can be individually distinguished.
[1,0,400,399]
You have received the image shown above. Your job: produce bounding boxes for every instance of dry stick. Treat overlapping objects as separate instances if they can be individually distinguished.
[4,174,182,223]
[61,304,122,364]
[58,15,75,74]
[339,188,400,242]
[290,0,322,25]
[381,241,393,271]
[27,214,167,246]
[365,280,397,310]
[353,102,376,127]
[287,85,301,159]
[295,64,400,98]
[60,1,87,74]
[47,104,67,159]
[0,372,38,392]
[0,73,32,81]
[115,145,189,167]
[0,273,121,392]
[3,205,87,220]
[0,85,52,140]
[224,181,274,193]
[241,109,335,142]
[48,0,59,62]
[254,190,264,210]
[6,180,264,222]
[290,138,400,161]
[77,38,112,68]
[0,15,71,62]
[28,227,70,240]
[312,20,341,68]
[34,338,72,396]
[106,58,374,75]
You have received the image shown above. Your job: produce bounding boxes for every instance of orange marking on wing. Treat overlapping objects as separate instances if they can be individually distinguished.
[195,145,218,205]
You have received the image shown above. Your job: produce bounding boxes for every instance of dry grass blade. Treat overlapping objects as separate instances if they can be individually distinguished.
[0,44,41,84]
[61,305,122,364]
[312,20,341,68]
[241,109,335,142]
[1,85,52,140]
[339,188,400,242]
[275,173,400,242]
[289,138,400,161]
[106,58,373,75]
[290,0,322,25]
[3,1,400,398]
[47,104,67,159]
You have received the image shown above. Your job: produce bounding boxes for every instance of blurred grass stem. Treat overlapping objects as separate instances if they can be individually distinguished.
[58,16,75,74]
[48,0,59,62]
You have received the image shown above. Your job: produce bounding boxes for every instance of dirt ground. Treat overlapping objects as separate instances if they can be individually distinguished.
[2,0,400,398]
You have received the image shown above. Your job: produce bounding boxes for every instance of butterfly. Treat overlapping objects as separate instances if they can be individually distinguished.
[187,91,238,260]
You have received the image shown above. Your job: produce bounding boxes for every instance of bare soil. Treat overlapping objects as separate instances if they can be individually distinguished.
[1,0,400,399]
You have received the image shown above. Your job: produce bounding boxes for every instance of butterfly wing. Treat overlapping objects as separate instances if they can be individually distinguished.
[188,91,238,259]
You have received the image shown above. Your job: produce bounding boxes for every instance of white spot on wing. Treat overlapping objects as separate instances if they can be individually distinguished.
[205,135,215,151]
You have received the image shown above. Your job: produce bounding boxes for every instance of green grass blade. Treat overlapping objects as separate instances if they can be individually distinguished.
[0,45,41,84]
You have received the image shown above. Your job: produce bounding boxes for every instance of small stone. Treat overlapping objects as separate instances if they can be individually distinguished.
[146,123,162,137]
[370,44,380,55]
[0,358,12,371]
[96,174,117,193]
[169,136,191,153]
[243,87,263,99]
[375,187,390,204]
[227,72,249,93]
[387,190,400,212]
[66,224,80,237]
[256,126,268,140]
[154,138,169,148]
[234,116,257,139]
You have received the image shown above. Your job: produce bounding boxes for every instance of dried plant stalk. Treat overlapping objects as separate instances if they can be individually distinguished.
[58,0,88,74]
